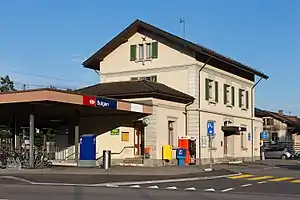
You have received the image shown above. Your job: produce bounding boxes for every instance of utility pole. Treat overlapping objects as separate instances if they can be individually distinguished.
[180,18,186,39]
[22,84,27,91]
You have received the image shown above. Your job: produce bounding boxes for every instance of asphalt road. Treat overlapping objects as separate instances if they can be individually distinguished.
[121,177,300,195]
[0,184,299,200]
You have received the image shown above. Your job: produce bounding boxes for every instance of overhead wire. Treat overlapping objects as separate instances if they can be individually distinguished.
[2,70,95,91]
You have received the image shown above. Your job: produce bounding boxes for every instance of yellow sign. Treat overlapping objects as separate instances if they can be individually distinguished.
[121,132,129,141]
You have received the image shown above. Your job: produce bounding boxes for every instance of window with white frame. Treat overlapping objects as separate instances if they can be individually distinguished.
[239,89,249,109]
[130,42,158,62]
[138,44,144,60]
[224,84,235,106]
[240,125,247,149]
[168,120,177,147]
[263,117,274,126]
[130,75,157,82]
[205,78,218,103]
[145,43,151,59]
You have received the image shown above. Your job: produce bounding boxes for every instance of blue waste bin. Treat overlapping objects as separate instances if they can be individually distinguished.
[176,148,186,166]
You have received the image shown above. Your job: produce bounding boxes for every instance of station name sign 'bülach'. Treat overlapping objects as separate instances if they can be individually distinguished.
[82,95,117,109]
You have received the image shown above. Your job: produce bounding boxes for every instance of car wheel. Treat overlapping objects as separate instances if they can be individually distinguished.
[281,155,288,160]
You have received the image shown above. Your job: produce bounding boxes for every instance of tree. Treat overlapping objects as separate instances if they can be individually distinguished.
[49,85,57,90]
[0,75,16,92]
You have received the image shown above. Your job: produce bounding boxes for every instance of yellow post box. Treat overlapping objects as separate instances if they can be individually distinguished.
[162,145,172,161]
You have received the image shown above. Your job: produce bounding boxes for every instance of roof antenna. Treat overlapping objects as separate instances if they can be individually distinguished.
[180,18,186,39]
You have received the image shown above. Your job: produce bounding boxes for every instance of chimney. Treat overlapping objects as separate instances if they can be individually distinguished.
[278,110,284,115]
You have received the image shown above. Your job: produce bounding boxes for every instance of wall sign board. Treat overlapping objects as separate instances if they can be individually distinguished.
[96,97,117,109]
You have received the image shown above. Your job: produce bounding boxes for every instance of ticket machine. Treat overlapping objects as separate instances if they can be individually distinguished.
[178,136,196,165]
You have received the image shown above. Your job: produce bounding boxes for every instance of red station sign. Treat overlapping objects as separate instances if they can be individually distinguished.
[82,95,96,106]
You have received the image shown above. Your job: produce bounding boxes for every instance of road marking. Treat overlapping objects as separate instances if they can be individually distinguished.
[268,177,294,182]
[105,184,119,187]
[129,185,141,188]
[290,179,300,183]
[228,174,254,179]
[0,176,33,184]
[241,184,252,187]
[204,188,216,192]
[247,176,274,181]
[221,188,235,192]
[184,187,196,191]
[165,186,177,190]
[147,185,159,189]
[257,181,267,184]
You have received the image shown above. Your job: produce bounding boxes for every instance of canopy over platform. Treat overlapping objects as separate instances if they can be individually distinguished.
[0,88,152,128]
[0,88,153,168]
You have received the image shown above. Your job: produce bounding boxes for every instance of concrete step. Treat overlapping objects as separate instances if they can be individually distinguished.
[119,157,144,166]
[50,159,77,166]
[122,158,144,164]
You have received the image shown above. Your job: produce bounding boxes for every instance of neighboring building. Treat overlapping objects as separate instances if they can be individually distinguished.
[81,19,269,165]
[255,108,300,151]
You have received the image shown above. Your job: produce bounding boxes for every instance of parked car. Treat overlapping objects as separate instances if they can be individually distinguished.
[264,147,293,159]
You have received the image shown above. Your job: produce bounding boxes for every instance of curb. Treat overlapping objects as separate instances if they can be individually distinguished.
[100,172,242,186]
[0,172,242,187]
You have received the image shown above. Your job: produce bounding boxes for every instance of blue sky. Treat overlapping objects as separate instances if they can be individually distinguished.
[0,0,299,115]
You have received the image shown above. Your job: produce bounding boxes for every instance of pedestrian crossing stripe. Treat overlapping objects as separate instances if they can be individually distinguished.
[228,174,300,183]
[268,177,294,182]
[247,176,274,181]
[291,179,300,183]
[228,174,254,179]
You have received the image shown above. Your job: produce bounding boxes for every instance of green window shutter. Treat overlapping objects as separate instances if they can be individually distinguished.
[130,45,136,61]
[215,81,218,102]
[223,84,227,104]
[231,86,235,106]
[246,90,249,109]
[205,78,210,100]
[151,42,158,59]
[239,89,242,107]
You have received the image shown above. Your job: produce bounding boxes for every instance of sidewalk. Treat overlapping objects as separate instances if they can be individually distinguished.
[2,159,294,176]
[0,166,235,184]
[0,165,207,176]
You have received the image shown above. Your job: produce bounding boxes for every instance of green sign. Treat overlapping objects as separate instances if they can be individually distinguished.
[110,129,120,135]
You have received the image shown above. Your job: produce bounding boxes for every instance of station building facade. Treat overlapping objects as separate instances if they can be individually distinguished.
[67,19,269,166]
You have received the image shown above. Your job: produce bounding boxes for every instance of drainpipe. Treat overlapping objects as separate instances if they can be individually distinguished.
[197,56,212,165]
[184,101,194,136]
[251,77,263,162]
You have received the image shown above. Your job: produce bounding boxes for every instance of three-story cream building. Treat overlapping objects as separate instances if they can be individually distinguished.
[82,19,268,165]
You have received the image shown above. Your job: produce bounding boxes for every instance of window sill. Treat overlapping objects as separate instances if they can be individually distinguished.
[135,58,152,63]
[209,147,217,150]
[208,100,217,104]
[226,104,233,108]
[241,147,248,151]
[241,107,248,111]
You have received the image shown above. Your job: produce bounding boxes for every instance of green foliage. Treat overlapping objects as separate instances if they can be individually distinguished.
[0,75,16,92]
